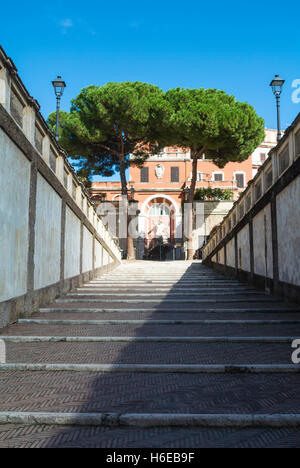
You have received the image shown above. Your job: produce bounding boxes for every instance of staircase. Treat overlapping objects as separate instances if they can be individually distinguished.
[1,261,300,447]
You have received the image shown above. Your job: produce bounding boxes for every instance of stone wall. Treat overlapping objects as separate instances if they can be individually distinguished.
[0,128,31,303]
[202,112,300,303]
[0,46,121,329]
[192,200,234,253]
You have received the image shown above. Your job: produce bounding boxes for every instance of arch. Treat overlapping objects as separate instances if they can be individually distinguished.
[148,203,171,216]
[138,193,182,248]
[140,193,180,217]
[112,193,122,201]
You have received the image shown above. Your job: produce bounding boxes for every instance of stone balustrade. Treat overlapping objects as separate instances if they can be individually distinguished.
[202,112,300,302]
[0,46,122,329]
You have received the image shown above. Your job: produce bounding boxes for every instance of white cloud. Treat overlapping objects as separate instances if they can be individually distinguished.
[60,18,73,28]
[59,18,74,34]
[57,17,96,36]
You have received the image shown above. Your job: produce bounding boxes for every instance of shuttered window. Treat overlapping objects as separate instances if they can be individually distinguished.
[213,173,223,182]
[140,167,149,182]
[235,173,245,188]
[171,167,179,182]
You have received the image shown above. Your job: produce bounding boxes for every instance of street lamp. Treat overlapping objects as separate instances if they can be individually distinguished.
[270,74,285,143]
[52,75,66,142]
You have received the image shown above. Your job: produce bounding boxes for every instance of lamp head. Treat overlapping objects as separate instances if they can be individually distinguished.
[270,74,285,96]
[52,76,66,98]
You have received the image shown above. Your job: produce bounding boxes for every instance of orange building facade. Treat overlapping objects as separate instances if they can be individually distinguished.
[90,129,278,258]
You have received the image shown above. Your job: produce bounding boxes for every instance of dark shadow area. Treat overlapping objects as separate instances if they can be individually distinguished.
[19,261,300,447]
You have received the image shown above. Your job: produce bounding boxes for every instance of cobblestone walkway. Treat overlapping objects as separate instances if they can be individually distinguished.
[1,261,300,448]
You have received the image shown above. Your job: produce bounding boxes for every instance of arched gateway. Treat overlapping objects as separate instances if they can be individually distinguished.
[138,194,182,259]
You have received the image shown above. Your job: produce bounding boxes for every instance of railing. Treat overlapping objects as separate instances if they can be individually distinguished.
[202,113,300,261]
[195,180,239,190]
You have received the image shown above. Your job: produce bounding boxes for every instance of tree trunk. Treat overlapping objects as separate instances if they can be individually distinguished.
[186,148,205,261]
[119,155,135,260]
[119,156,128,197]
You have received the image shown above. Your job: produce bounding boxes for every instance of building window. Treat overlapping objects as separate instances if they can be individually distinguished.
[171,167,179,182]
[197,171,202,182]
[235,173,245,188]
[149,203,171,216]
[140,167,149,183]
[212,172,224,182]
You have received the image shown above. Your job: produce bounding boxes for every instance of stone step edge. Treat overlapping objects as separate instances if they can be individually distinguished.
[38,308,300,313]
[1,412,300,427]
[68,291,265,297]
[55,298,280,304]
[0,336,298,343]
[0,363,299,373]
[19,319,300,325]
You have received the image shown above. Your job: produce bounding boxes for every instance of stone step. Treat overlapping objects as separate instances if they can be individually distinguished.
[19,318,300,326]
[39,306,300,314]
[78,286,252,292]
[92,276,239,279]
[77,281,259,288]
[69,290,264,296]
[97,278,227,282]
[0,363,299,373]
[79,288,246,293]
[1,372,300,420]
[55,297,280,304]
[4,322,300,337]
[1,425,300,448]
[2,412,300,428]
[1,341,296,364]
[1,260,298,447]
[1,335,299,343]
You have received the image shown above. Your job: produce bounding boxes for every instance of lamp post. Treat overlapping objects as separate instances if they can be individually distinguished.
[52,76,66,142]
[270,74,285,143]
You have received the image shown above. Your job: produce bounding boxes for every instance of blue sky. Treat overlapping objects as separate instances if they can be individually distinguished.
[1,0,299,180]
